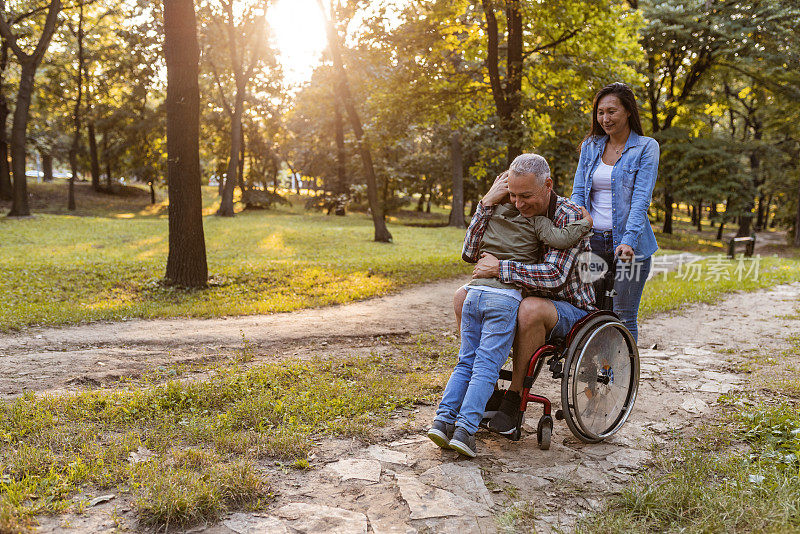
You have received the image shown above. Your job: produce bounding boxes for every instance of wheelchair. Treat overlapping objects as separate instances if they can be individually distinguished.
[484,259,640,450]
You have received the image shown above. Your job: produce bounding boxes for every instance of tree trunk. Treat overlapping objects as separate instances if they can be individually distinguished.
[217,96,242,217]
[762,194,772,230]
[481,0,524,167]
[416,191,424,212]
[795,178,800,247]
[662,191,673,234]
[448,129,465,228]
[755,194,766,231]
[149,180,156,204]
[217,161,224,196]
[7,62,37,216]
[67,171,76,209]
[738,126,761,237]
[101,131,112,189]
[0,136,9,200]
[0,44,10,201]
[42,153,53,182]
[695,200,702,232]
[164,0,208,287]
[737,209,753,237]
[68,4,84,212]
[214,2,261,216]
[87,120,100,191]
[318,0,391,242]
[1,0,61,216]
[84,63,101,192]
[426,184,432,213]
[717,197,730,240]
[237,133,246,202]
[334,101,347,199]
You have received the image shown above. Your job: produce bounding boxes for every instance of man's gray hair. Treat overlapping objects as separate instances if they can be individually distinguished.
[509,153,550,186]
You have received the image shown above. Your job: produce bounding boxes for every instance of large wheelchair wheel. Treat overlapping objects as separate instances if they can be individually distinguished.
[560,315,639,443]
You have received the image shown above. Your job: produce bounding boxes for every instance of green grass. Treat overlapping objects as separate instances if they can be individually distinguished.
[640,255,800,319]
[0,333,458,528]
[0,184,470,331]
[577,399,800,534]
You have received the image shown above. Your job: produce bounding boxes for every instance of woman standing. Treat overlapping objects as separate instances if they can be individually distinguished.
[571,82,660,343]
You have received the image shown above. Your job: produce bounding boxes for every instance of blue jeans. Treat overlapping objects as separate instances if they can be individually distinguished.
[436,289,518,434]
[590,231,651,342]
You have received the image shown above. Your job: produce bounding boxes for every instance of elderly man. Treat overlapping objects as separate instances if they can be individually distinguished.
[455,153,596,435]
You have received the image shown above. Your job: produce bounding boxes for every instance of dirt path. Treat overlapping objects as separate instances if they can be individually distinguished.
[17,277,800,533]
[0,278,464,397]
[0,254,707,398]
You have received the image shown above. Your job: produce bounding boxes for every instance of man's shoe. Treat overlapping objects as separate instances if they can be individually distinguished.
[427,420,455,449]
[449,427,477,458]
[488,390,521,436]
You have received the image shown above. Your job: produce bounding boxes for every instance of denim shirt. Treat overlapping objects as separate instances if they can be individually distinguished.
[570,131,660,259]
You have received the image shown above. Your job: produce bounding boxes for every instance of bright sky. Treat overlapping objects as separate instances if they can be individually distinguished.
[266,0,328,86]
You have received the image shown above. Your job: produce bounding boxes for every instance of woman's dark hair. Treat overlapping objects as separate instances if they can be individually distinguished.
[582,82,644,147]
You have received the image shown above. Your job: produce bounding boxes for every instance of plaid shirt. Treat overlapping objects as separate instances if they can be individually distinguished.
[463,196,596,311]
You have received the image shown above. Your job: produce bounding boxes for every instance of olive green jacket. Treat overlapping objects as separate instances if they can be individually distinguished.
[467,203,592,291]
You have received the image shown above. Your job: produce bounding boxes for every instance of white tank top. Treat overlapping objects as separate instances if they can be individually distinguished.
[590,161,613,231]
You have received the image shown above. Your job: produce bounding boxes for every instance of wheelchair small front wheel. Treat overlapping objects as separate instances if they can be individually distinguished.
[537,415,552,450]
[561,318,639,443]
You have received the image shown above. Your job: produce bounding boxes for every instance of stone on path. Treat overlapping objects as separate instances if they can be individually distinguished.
[574,442,624,459]
[535,462,619,492]
[367,445,414,466]
[388,435,428,447]
[367,512,416,534]
[396,474,491,520]
[501,472,550,490]
[275,503,367,534]
[604,448,650,471]
[681,397,709,414]
[324,458,382,483]
[420,463,494,508]
[365,491,416,534]
[417,515,497,534]
[698,382,735,394]
[223,513,288,534]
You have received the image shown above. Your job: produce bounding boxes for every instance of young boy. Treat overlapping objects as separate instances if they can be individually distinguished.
[427,200,592,457]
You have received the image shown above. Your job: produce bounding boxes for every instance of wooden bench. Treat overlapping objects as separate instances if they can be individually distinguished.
[727,235,756,258]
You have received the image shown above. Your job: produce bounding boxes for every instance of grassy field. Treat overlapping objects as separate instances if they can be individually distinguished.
[0,334,457,530]
[3,182,797,331]
[0,182,470,331]
[640,253,800,319]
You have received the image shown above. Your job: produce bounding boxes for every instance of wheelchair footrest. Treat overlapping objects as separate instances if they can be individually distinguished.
[498,369,535,389]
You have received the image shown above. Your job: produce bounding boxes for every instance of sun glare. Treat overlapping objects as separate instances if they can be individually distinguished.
[267,0,328,86]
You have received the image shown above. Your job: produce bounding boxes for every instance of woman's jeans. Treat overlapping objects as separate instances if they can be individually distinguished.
[589,231,651,343]
[436,289,518,434]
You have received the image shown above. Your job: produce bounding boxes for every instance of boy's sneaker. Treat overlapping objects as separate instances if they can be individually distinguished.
[427,420,455,449]
[449,427,477,458]
[488,390,521,436]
